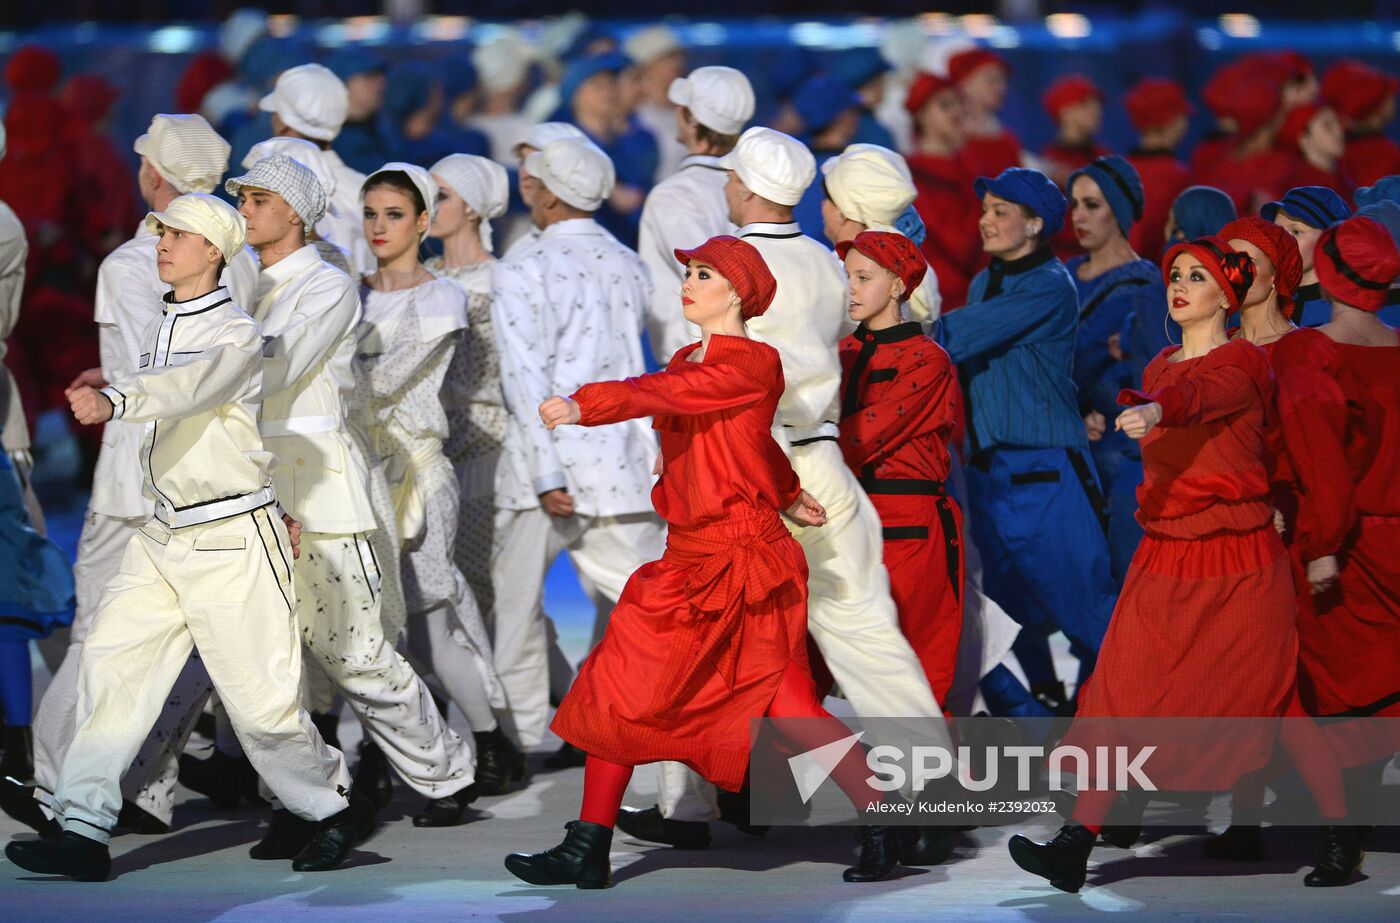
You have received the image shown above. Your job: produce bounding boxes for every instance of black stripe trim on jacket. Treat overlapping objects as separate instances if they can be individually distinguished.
[741,231,803,239]
[161,296,232,317]
[68,816,113,834]
[354,535,378,604]
[0,616,43,632]
[1079,277,1151,323]
[859,476,948,496]
[842,337,879,420]
[1319,688,1400,719]
[252,511,293,614]
[790,434,838,447]
[867,368,897,384]
[1067,447,1110,536]
[882,525,929,541]
[1009,470,1061,485]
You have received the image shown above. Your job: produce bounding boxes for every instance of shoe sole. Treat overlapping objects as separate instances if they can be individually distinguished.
[1007,837,1082,893]
[503,855,612,889]
[614,819,710,850]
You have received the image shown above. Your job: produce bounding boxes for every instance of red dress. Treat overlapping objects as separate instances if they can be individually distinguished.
[906,151,984,310]
[1076,339,1298,788]
[1127,150,1192,262]
[1272,329,1400,721]
[837,322,963,702]
[550,335,810,791]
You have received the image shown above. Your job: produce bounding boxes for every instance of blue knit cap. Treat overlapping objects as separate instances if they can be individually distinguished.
[974,167,1068,236]
[1068,155,1144,236]
[1261,186,1352,229]
[1170,185,1237,240]
[792,75,862,136]
[1353,175,1400,209]
[559,52,627,107]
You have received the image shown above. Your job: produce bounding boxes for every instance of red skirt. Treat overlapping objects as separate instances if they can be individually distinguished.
[550,508,810,792]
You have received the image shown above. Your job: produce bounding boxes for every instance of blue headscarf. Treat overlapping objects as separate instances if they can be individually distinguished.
[1068,155,1145,236]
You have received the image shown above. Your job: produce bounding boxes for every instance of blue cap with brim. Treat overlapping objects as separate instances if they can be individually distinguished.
[1261,185,1353,229]
[793,75,862,136]
[974,167,1068,237]
[559,52,628,107]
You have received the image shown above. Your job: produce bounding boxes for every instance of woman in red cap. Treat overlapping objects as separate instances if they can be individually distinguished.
[1322,60,1400,186]
[1124,78,1193,261]
[1277,105,1354,202]
[505,236,917,889]
[1223,216,1305,352]
[1040,75,1108,189]
[904,71,982,309]
[1200,67,1294,214]
[949,48,1023,181]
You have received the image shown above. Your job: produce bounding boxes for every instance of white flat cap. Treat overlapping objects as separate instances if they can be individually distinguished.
[624,25,683,66]
[514,120,587,157]
[145,193,248,262]
[133,114,231,195]
[431,154,510,251]
[821,144,916,228]
[243,135,336,197]
[226,154,328,229]
[362,162,441,240]
[524,138,616,213]
[668,66,755,137]
[718,126,815,207]
[258,64,349,142]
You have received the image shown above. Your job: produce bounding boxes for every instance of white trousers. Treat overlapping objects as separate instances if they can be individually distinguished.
[53,508,350,843]
[490,506,665,747]
[659,440,945,821]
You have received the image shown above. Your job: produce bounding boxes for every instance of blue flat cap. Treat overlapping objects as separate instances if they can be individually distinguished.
[1262,185,1352,229]
[975,167,1068,237]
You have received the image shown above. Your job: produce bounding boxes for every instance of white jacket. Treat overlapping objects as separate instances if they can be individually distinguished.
[637,154,733,362]
[491,218,656,516]
[90,224,258,519]
[322,149,374,275]
[252,245,375,535]
[100,287,276,529]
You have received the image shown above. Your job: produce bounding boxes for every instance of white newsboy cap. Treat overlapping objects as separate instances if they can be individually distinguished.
[134,114,231,195]
[258,64,349,142]
[513,120,587,157]
[668,66,755,137]
[226,154,328,229]
[821,144,916,228]
[624,25,683,66]
[243,136,336,197]
[719,126,815,207]
[145,193,248,262]
[524,138,616,213]
[361,162,441,241]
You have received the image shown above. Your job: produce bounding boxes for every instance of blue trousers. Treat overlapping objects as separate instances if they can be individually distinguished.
[965,447,1116,687]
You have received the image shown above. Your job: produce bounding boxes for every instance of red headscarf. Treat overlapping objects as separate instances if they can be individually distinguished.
[1162,236,1257,314]
[1322,59,1400,123]
[674,236,777,320]
[1315,216,1400,313]
[1219,216,1304,316]
[836,230,929,299]
[4,45,61,94]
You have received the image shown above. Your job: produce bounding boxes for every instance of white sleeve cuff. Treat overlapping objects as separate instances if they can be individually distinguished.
[98,386,126,420]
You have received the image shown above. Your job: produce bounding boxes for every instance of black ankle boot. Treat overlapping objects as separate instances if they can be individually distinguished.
[1008,824,1096,893]
[352,740,394,812]
[5,830,112,881]
[177,750,246,810]
[250,809,316,859]
[474,727,527,796]
[901,825,955,866]
[1303,825,1365,887]
[1202,824,1264,861]
[1100,824,1142,849]
[1,725,34,784]
[843,825,915,882]
[505,820,614,888]
[291,792,377,872]
[117,800,170,835]
[717,788,769,837]
[310,711,342,753]
[616,805,711,849]
[542,742,587,770]
[0,777,60,837]
[412,783,480,828]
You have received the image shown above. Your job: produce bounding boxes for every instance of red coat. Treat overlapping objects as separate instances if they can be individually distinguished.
[962,129,1023,183]
[1341,132,1400,188]
[1127,150,1192,262]
[906,151,984,310]
[1201,147,1295,215]
[838,323,963,701]
[551,335,810,790]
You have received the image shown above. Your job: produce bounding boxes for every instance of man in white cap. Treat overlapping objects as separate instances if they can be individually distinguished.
[243,134,354,275]
[258,63,373,274]
[501,122,589,258]
[5,194,374,881]
[6,114,259,836]
[490,137,665,762]
[620,127,954,876]
[637,65,755,363]
[623,25,688,183]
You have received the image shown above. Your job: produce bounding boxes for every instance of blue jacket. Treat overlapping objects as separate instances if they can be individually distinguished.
[934,246,1088,454]
[1068,256,1164,416]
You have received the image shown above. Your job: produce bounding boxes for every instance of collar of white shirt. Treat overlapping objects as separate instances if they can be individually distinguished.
[737,221,802,239]
[163,286,232,316]
[679,154,726,172]
[540,217,604,240]
[258,243,321,296]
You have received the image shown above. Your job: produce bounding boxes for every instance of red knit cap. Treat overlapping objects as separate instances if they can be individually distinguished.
[949,48,1009,84]
[836,230,928,299]
[1042,74,1100,121]
[1124,77,1192,132]
[1246,51,1314,87]
[1162,235,1258,314]
[1314,216,1400,313]
[1223,69,1284,137]
[1276,103,1325,152]
[58,75,120,125]
[1321,59,1399,123]
[4,45,61,94]
[1220,216,1304,316]
[674,235,777,320]
[905,71,955,115]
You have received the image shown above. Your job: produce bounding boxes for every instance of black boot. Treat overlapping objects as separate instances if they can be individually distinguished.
[542,741,587,770]
[474,727,527,796]
[249,809,316,859]
[412,783,480,828]
[717,788,769,837]
[1202,824,1264,861]
[504,820,614,889]
[1303,825,1365,887]
[116,800,170,835]
[177,750,246,810]
[616,805,711,849]
[0,777,60,837]
[1,725,34,784]
[901,825,955,866]
[1100,824,1142,849]
[291,792,377,872]
[5,830,112,882]
[310,711,342,753]
[1007,824,1096,893]
[352,740,394,812]
[843,825,915,882]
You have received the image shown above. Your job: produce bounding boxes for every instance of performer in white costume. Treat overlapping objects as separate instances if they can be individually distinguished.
[501,122,588,259]
[242,135,353,275]
[637,66,755,362]
[490,138,665,758]
[5,195,373,882]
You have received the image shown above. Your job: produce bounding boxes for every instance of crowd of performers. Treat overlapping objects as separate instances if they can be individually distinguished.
[0,36,1394,895]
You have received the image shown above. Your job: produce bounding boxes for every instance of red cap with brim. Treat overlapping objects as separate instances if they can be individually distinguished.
[674,235,777,320]
[1162,235,1257,314]
[1125,77,1193,132]
[905,71,955,115]
[949,49,1009,84]
[836,230,928,299]
[1314,216,1400,313]
[1043,75,1101,121]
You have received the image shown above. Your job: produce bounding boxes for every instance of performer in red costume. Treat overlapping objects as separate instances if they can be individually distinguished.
[504,236,919,889]
[836,231,961,702]
[1040,75,1108,188]
[949,48,1022,180]
[1124,77,1193,262]
[1322,59,1400,186]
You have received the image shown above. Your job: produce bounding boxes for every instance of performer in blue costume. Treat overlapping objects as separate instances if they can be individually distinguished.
[1262,185,1352,328]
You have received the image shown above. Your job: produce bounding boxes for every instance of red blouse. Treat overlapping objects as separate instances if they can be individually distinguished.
[1119,338,1275,538]
[572,334,800,531]
[837,322,957,484]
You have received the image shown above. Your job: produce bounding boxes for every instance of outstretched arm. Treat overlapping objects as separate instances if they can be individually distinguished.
[566,361,770,427]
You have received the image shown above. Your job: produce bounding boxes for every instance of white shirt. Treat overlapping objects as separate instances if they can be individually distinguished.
[0,201,28,453]
[491,217,656,515]
[100,287,276,529]
[636,154,733,363]
[635,101,686,183]
[253,244,375,535]
[738,221,852,442]
[90,223,258,519]
[472,111,535,166]
[322,149,374,276]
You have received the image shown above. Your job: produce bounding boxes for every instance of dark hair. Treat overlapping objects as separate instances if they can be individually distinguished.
[361,170,427,215]
[681,107,740,153]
